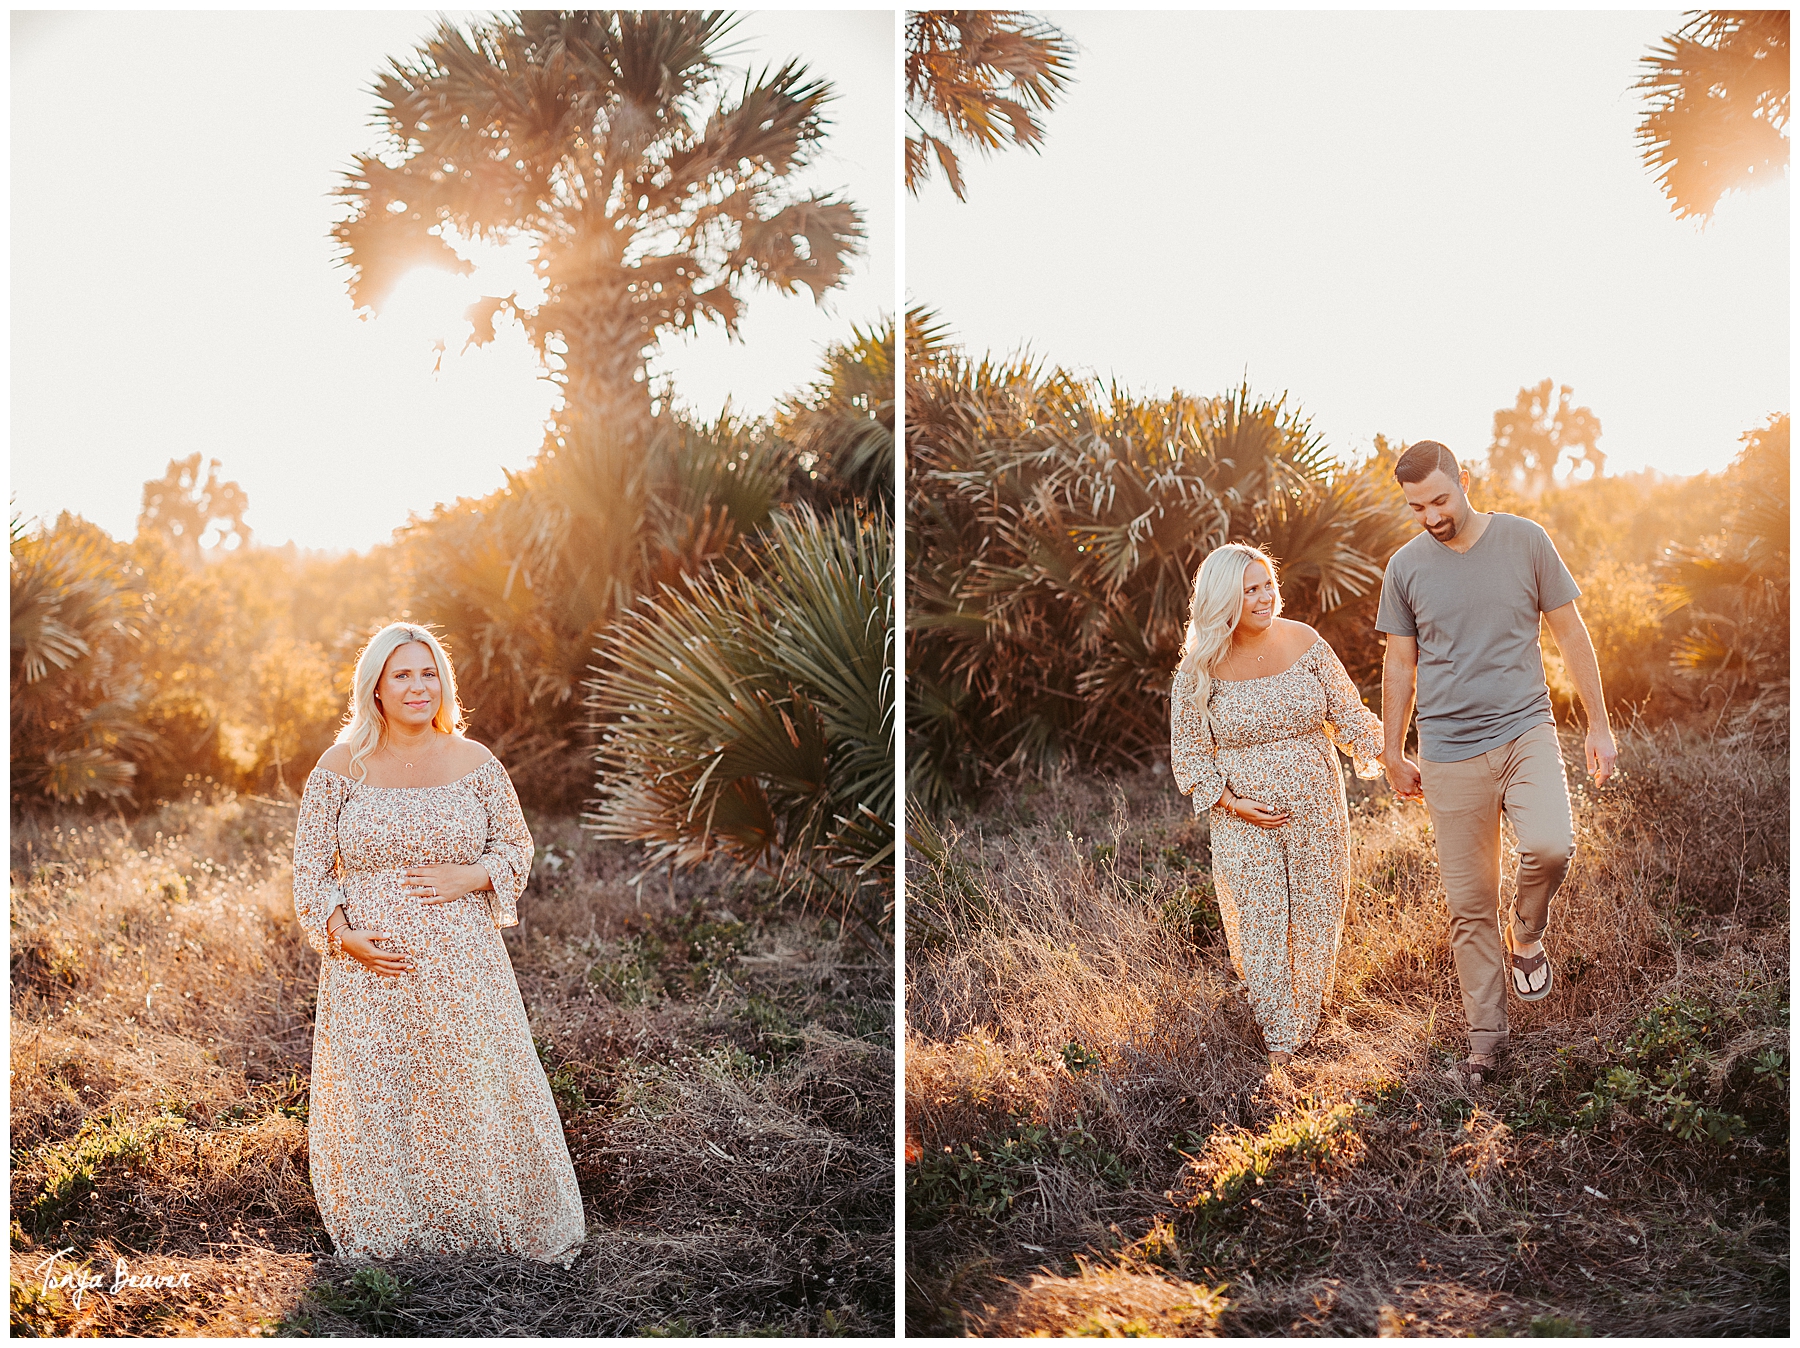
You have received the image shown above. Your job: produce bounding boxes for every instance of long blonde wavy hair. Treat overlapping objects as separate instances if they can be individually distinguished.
[337,622,466,782]
[1172,543,1282,741]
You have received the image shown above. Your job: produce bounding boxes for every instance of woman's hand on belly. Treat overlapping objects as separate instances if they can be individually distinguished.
[402,863,492,906]
[339,928,416,977]
[1221,793,1291,829]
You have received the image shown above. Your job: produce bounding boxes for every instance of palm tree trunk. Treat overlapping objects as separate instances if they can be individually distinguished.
[549,242,656,450]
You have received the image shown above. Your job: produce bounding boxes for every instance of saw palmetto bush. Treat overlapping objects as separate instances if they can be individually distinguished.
[586,506,894,939]
[10,514,155,806]
[12,500,409,810]
[1656,413,1789,714]
[905,342,1411,810]
[777,318,896,517]
[400,320,895,812]
[400,409,801,807]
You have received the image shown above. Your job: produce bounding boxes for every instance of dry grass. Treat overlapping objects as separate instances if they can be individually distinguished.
[11,791,893,1337]
[906,718,1788,1336]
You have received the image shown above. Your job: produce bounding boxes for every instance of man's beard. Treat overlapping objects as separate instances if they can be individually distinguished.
[1428,517,1458,542]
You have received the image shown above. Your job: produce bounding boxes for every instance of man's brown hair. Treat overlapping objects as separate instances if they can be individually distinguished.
[1394,439,1460,485]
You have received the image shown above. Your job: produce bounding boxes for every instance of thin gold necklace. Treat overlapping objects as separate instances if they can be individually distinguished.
[388,737,436,770]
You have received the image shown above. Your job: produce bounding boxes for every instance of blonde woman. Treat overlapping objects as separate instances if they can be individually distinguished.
[1169,545,1385,1072]
[291,622,585,1266]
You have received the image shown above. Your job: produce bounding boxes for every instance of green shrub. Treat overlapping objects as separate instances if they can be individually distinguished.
[24,1106,188,1235]
[1574,991,1788,1146]
[302,1266,410,1336]
[1061,1042,1100,1076]
[585,936,666,1006]
[909,1118,1132,1227]
[1159,876,1221,942]
[1177,1101,1360,1229]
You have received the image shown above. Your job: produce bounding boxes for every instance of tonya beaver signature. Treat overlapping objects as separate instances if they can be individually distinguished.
[33,1247,193,1309]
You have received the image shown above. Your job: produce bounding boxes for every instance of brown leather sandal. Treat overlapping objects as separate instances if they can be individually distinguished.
[1504,924,1554,1002]
[1446,1054,1503,1090]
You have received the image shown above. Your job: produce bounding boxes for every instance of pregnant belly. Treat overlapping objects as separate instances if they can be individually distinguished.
[339,870,494,968]
[1223,738,1338,815]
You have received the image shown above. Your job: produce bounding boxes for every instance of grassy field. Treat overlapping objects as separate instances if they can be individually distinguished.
[10,789,894,1337]
[905,717,1788,1336]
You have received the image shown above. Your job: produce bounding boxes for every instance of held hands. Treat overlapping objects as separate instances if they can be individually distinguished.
[402,863,490,906]
[1385,754,1424,801]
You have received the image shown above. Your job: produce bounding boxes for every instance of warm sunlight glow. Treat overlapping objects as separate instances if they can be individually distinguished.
[448,232,547,310]
[11,10,888,553]
[382,239,546,367]
[384,266,481,348]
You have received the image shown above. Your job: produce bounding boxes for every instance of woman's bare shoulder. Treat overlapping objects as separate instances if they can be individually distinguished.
[316,743,353,776]
[449,734,499,772]
[1278,618,1322,653]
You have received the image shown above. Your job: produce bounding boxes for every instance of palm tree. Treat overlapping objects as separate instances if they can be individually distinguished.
[1636,10,1790,221]
[333,10,866,436]
[906,10,1074,200]
[587,505,894,939]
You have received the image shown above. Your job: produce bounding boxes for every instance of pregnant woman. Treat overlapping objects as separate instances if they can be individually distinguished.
[1170,544,1385,1073]
[291,622,585,1266]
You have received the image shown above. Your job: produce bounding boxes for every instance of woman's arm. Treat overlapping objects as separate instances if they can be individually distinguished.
[1316,642,1385,778]
[1170,686,1228,811]
[470,759,534,929]
[293,767,351,958]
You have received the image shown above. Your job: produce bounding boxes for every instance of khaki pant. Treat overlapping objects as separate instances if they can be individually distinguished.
[1418,722,1576,1057]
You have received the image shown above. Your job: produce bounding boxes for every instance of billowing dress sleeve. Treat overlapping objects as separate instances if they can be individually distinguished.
[293,767,351,958]
[470,759,533,929]
[1170,681,1228,812]
[1315,642,1385,779]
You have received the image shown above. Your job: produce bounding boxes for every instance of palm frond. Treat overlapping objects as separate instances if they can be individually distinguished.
[778,319,895,515]
[906,10,1076,199]
[10,516,156,807]
[1635,10,1790,221]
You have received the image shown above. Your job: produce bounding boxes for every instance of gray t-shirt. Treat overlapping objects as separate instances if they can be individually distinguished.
[1376,512,1581,763]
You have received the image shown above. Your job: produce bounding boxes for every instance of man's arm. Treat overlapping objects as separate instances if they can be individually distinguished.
[1543,600,1618,786]
[1380,634,1424,799]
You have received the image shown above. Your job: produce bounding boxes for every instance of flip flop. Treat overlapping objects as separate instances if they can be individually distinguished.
[1504,924,1554,1002]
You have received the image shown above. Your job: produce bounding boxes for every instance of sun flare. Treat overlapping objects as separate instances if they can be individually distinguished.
[383,266,481,348]
[381,239,544,365]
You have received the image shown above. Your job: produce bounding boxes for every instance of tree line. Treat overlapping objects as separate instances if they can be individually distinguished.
[905,310,1788,812]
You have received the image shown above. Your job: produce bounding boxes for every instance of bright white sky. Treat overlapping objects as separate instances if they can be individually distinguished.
[908,10,1788,481]
[12,9,893,553]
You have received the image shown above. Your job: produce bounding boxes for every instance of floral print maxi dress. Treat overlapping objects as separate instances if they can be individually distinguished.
[1170,637,1384,1055]
[291,757,586,1266]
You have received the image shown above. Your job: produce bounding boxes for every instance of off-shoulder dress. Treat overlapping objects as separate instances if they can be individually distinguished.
[291,756,586,1266]
[1170,636,1384,1055]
